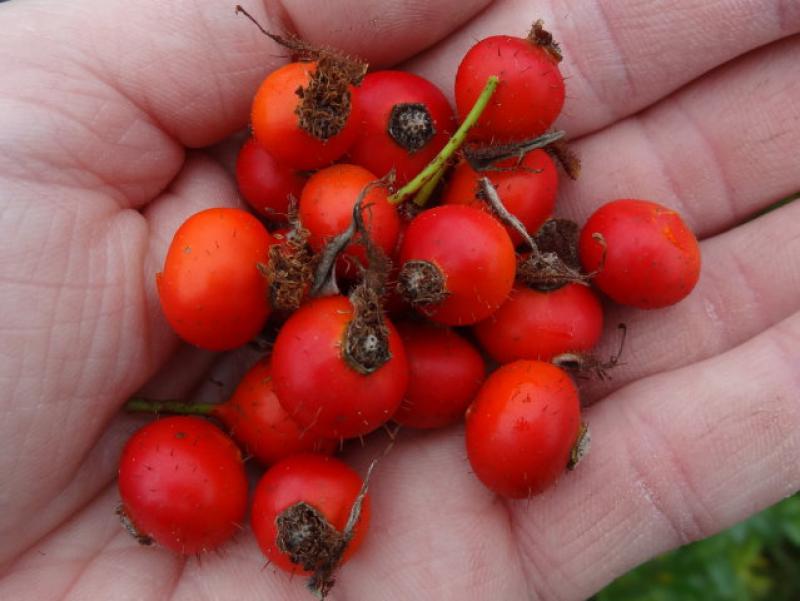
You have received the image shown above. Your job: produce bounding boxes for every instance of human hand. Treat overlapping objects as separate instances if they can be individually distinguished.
[0,1,798,599]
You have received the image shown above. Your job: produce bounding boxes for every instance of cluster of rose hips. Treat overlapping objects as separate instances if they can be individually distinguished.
[117,13,701,598]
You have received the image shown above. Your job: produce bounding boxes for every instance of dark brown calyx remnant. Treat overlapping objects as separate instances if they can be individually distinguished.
[344,283,391,375]
[234,5,367,141]
[276,459,376,599]
[545,138,582,180]
[116,504,154,546]
[474,177,587,291]
[552,324,628,383]
[567,423,591,470]
[527,19,562,63]
[263,216,316,312]
[295,52,367,140]
[277,502,344,571]
[534,218,581,271]
[397,260,448,308]
[388,103,436,152]
[276,502,345,598]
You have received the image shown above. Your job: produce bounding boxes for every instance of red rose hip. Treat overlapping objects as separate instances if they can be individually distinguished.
[466,361,581,498]
[455,27,565,142]
[251,454,370,583]
[579,199,701,309]
[397,205,516,325]
[117,417,248,554]
[394,322,485,429]
[271,295,408,439]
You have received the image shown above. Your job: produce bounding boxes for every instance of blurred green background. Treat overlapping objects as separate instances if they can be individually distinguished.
[593,494,800,601]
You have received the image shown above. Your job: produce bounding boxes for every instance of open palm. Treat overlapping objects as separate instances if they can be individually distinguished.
[1,1,799,599]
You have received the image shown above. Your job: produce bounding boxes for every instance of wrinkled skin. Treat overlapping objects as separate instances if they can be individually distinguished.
[1,1,799,599]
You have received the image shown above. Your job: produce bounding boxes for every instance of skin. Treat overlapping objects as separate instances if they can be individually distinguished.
[0,1,798,599]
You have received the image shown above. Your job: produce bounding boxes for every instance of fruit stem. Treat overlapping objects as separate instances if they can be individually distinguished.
[412,165,446,207]
[124,398,216,416]
[477,177,540,255]
[389,75,499,206]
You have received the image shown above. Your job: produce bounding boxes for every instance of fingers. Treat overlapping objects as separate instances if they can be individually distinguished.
[510,311,800,600]
[0,153,238,565]
[579,198,800,404]
[337,428,533,601]
[0,416,145,570]
[0,486,186,600]
[406,0,800,137]
[279,0,494,68]
[556,35,800,238]
[0,0,489,152]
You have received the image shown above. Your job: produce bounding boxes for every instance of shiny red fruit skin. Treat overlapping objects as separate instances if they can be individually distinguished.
[156,208,274,351]
[455,35,564,142]
[466,361,580,499]
[271,295,408,439]
[349,70,455,185]
[398,205,516,325]
[579,199,701,309]
[214,358,337,465]
[252,62,361,170]
[474,283,604,363]
[251,454,370,574]
[235,138,306,222]
[394,322,485,429]
[442,150,558,245]
[117,416,248,554]
[299,163,400,277]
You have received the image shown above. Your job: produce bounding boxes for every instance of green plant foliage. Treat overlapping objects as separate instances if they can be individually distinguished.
[594,494,800,601]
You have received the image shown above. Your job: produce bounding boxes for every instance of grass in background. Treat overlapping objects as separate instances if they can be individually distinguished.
[593,494,800,601]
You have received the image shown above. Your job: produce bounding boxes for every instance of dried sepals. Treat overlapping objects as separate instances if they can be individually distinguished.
[545,138,581,180]
[234,5,367,141]
[534,219,581,270]
[552,324,628,383]
[264,220,316,312]
[527,19,563,63]
[275,459,375,599]
[344,283,391,375]
[116,504,154,547]
[464,130,565,172]
[295,52,367,140]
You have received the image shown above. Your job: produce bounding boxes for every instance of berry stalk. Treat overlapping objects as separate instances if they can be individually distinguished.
[124,398,215,416]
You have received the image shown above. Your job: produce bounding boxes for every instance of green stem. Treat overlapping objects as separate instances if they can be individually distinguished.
[124,397,216,416]
[389,75,499,206]
[412,166,447,207]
